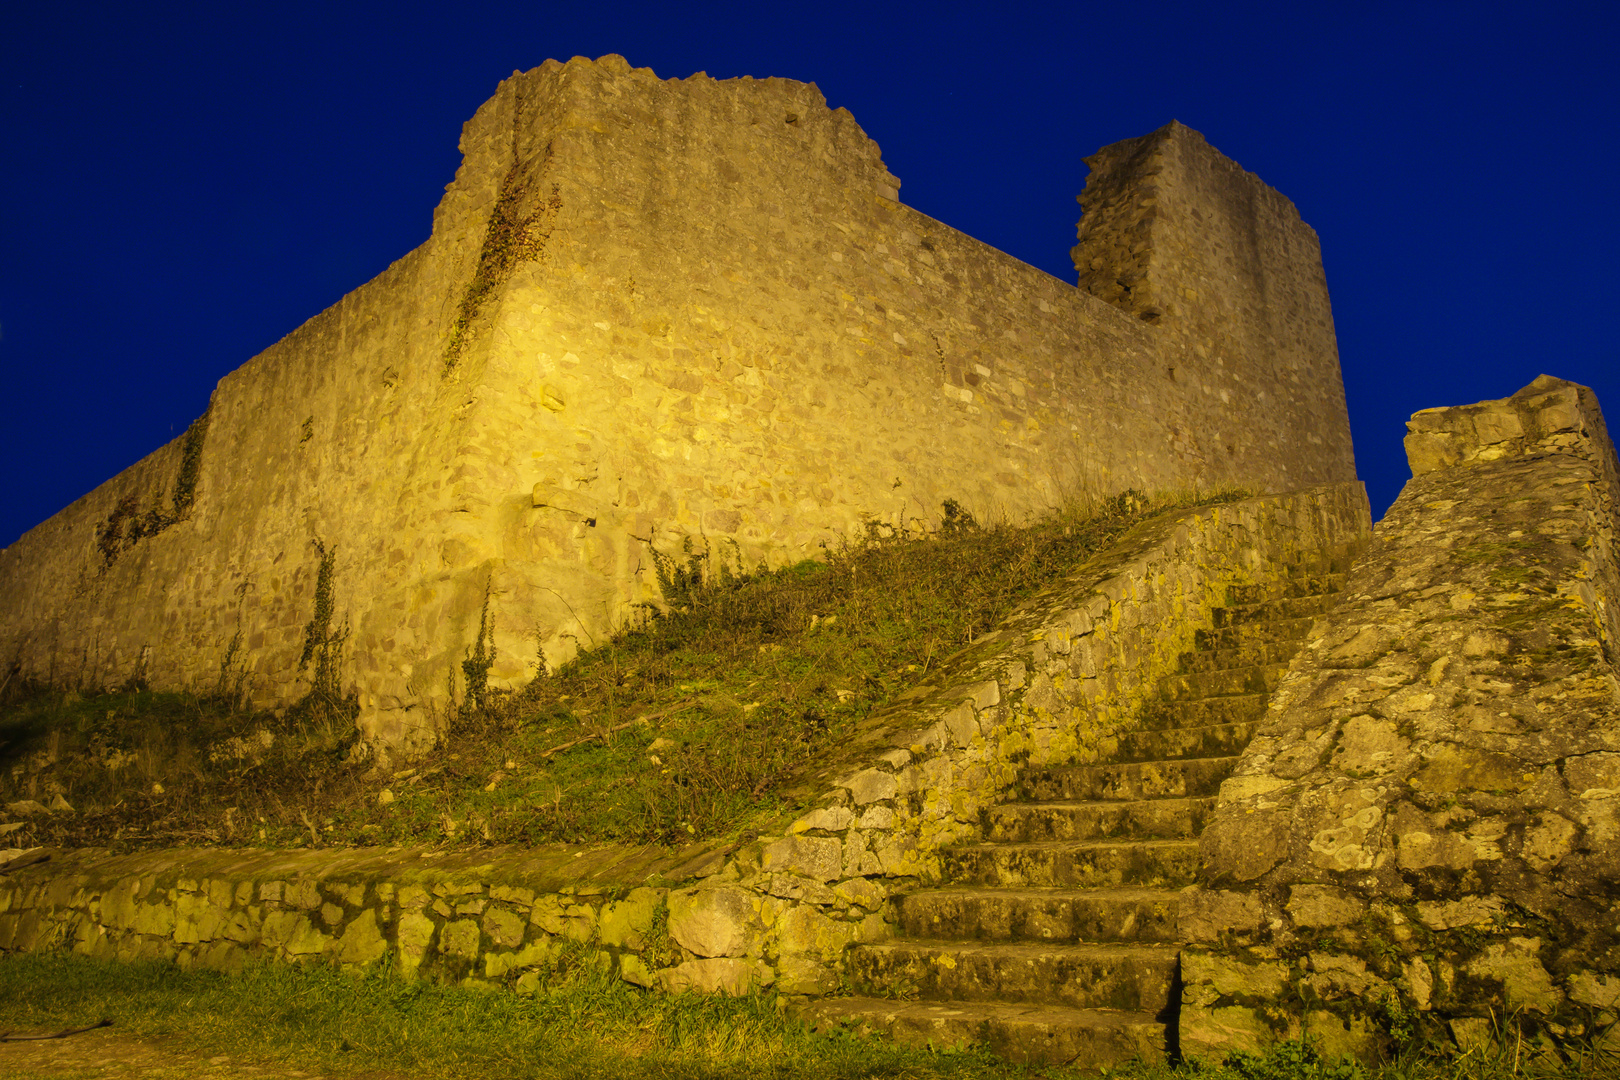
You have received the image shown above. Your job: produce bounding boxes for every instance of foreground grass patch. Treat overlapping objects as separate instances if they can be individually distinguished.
[2,489,1246,851]
[0,953,1613,1080]
[0,951,1043,1079]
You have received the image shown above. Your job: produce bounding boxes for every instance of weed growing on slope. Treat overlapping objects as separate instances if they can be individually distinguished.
[0,951,1036,1079]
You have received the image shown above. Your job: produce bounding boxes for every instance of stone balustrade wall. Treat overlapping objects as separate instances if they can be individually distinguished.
[1183,378,1620,1058]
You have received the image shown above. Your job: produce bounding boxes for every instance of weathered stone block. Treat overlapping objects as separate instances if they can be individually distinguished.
[789,806,854,834]
[1200,810,1291,882]
[396,911,436,975]
[441,919,481,959]
[1466,938,1561,1013]
[1182,951,1290,1005]
[660,957,763,995]
[1179,888,1264,942]
[761,836,843,882]
[668,886,757,958]
[337,909,388,966]
[841,769,898,806]
[776,904,855,961]
[1285,885,1364,928]
[482,906,526,949]
[598,888,662,950]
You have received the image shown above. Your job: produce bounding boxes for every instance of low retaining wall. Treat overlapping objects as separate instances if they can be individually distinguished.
[1,484,1372,998]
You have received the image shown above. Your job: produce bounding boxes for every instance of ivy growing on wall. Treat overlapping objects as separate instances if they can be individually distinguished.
[94,408,210,568]
[171,411,210,517]
[297,539,349,710]
[459,580,497,720]
[443,154,562,375]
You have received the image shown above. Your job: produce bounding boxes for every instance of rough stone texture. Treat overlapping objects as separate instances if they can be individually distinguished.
[0,55,1355,757]
[1072,121,1351,472]
[773,483,1370,897]
[0,842,746,987]
[1186,377,1620,1053]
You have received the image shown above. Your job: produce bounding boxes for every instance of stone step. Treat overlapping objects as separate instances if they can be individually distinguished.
[1114,723,1259,763]
[1224,573,1346,606]
[1212,592,1340,628]
[1158,664,1286,702]
[1136,694,1268,732]
[795,997,1168,1068]
[1193,615,1318,654]
[1021,758,1238,801]
[941,838,1199,889]
[1178,637,1305,674]
[897,886,1181,943]
[847,940,1179,1012]
[987,797,1214,842]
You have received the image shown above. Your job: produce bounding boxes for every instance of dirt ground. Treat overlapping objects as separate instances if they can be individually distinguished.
[0,1026,398,1080]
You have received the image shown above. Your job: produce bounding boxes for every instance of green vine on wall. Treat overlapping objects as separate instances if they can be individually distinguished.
[460,580,497,719]
[172,411,210,516]
[443,158,562,376]
[94,409,210,569]
[297,539,350,710]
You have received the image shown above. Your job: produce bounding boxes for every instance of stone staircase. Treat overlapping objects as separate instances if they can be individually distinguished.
[800,570,1347,1069]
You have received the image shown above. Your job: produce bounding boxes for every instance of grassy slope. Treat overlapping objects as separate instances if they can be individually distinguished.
[0,490,1227,852]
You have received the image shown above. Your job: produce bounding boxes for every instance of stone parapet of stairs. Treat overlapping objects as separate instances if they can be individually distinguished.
[802,520,1363,1067]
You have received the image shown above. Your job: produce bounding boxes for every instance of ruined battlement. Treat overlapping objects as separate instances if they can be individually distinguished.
[0,55,1356,756]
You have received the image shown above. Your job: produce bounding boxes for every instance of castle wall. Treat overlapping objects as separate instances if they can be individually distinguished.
[0,55,1358,755]
[1073,121,1356,491]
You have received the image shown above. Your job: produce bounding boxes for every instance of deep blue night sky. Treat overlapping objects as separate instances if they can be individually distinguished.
[2,2,1615,549]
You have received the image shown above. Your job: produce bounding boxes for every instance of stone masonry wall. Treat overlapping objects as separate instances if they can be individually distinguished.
[1183,377,1620,1058]
[0,55,1358,758]
[0,484,1371,998]
[1073,122,1353,486]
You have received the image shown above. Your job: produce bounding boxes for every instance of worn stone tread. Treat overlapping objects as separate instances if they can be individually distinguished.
[1136,694,1269,731]
[987,797,1214,842]
[1115,723,1259,762]
[1158,664,1286,701]
[1193,615,1318,654]
[847,939,1178,1010]
[796,996,1168,1067]
[1179,638,1305,674]
[1224,574,1346,605]
[1213,592,1339,626]
[1021,758,1238,801]
[897,885,1181,942]
[941,838,1199,888]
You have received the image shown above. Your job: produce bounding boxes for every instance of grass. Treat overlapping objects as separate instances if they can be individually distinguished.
[0,951,1047,1079]
[0,952,1613,1080]
[0,489,1245,853]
